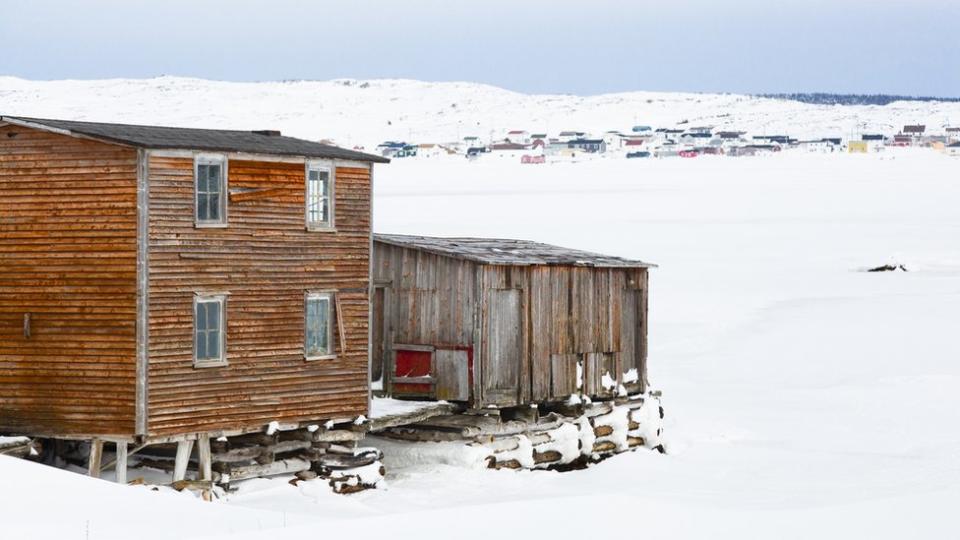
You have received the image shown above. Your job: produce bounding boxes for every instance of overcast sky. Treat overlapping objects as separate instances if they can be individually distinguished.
[1,0,957,96]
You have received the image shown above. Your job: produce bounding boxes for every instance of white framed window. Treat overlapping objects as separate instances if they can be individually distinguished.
[305,292,335,360]
[305,161,334,230]
[195,155,228,226]
[194,294,227,367]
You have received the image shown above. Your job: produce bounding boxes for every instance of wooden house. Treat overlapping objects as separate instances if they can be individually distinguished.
[0,116,387,480]
[371,234,655,410]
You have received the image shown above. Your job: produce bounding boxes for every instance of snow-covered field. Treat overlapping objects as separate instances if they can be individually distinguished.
[1,78,959,538]
[3,150,958,539]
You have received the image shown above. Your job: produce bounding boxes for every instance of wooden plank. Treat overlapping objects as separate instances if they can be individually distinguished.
[435,349,469,401]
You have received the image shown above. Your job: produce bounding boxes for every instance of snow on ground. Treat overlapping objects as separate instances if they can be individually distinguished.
[368,397,450,419]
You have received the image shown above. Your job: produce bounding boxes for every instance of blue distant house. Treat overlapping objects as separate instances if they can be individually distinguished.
[631,125,652,133]
[566,138,606,153]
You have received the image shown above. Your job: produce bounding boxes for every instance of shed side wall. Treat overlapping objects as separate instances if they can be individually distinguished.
[146,155,371,437]
[0,125,138,437]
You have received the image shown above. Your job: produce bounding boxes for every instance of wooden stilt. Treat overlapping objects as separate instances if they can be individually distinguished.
[197,434,213,501]
[87,439,103,478]
[115,441,128,484]
[197,434,212,481]
[173,439,194,482]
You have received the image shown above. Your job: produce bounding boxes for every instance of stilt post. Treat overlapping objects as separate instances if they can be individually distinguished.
[115,441,128,484]
[173,439,194,482]
[87,438,103,478]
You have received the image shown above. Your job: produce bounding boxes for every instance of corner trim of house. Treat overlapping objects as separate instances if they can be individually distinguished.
[135,148,150,436]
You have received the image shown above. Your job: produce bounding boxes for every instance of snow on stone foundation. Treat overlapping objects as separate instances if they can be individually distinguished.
[481,393,665,470]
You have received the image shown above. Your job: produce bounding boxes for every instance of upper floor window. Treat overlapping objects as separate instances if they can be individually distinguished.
[195,155,227,226]
[306,162,333,229]
[194,294,227,367]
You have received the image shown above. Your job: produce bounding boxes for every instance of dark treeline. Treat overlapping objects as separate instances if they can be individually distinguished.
[757,93,960,106]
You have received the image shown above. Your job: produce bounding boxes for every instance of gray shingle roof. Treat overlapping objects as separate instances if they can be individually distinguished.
[0,115,389,163]
[375,234,655,268]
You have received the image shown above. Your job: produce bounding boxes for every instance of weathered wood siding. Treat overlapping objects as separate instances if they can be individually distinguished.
[372,243,478,348]
[146,154,371,437]
[0,125,138,437]
[373,239,650,409]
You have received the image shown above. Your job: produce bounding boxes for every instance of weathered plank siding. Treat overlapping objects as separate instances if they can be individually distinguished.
[0,125,138,437]
[373,239,650,409]
[146,155,371,436]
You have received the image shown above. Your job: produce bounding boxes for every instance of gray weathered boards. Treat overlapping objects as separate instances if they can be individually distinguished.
[372,234,655,409]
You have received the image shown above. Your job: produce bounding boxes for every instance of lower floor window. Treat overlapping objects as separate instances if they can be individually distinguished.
[194,295,226,366]
[305,293,334,359]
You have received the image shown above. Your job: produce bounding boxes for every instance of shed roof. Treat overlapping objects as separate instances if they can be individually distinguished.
[0,115,389,163]
[375,233,655,268]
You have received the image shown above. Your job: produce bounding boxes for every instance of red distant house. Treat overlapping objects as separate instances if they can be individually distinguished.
[679,150,699,158]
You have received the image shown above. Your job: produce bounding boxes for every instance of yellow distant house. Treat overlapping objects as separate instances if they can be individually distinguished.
[848,141,868,153]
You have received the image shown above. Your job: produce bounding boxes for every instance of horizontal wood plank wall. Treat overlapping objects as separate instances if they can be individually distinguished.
[146,156,371,437]
[0,125,138,436]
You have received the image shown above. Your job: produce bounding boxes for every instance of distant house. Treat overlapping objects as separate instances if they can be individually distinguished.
[417,143,456,158]
[686,126,713,135]
[558,131,587,142]
[848,141,868,153]
[377,141,407,158]
[624,139,646,149]
[631,125,652,133]
[680,132,712,144]
[752,135,792,145]
[463,135,481,148]
[602,131,625,150]
[902,125,925,136]
[521,154,546,164]
[488,142,529,159]
[861,134,886,152]
[506,130,530,144]
[716,131,745,140]
[798,139,837,153]
[655,128,685,142]
[566,138,607,153]
[946,142,960,157]
[947,127,960,143]
[892,134,912,147]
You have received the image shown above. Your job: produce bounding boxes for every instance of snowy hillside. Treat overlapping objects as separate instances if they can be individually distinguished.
[2,76,960,148]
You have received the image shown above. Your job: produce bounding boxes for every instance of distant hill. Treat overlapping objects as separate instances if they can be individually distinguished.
[758,93,960,106]
[2,76,960,146]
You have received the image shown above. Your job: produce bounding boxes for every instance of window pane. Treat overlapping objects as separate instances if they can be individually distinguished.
[199,193,210,221]
[196,329,207,359]
[196,301,207,330]
[317,298,329,354]
[197,165,209,193]
[320,196,328,223]
[208,193,220,221]
[207,328,220,359]
[207,302,219,332]
[208,165,221,190]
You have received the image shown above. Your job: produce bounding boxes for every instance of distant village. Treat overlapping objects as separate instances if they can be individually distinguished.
[373,123,960,162]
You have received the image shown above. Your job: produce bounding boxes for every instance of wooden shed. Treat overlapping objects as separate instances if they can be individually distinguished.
[0,116,387,479]
[372,234,655,410]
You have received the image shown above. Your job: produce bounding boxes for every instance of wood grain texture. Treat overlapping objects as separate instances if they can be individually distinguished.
[373,239,649,409]
[0,124,138,437]
[146,156,372,436]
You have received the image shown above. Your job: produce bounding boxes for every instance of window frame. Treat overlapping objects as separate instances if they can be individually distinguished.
[194,154,229,228]
[193,293,228,368]
[304,291,336,361]
[304,161,335,231]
